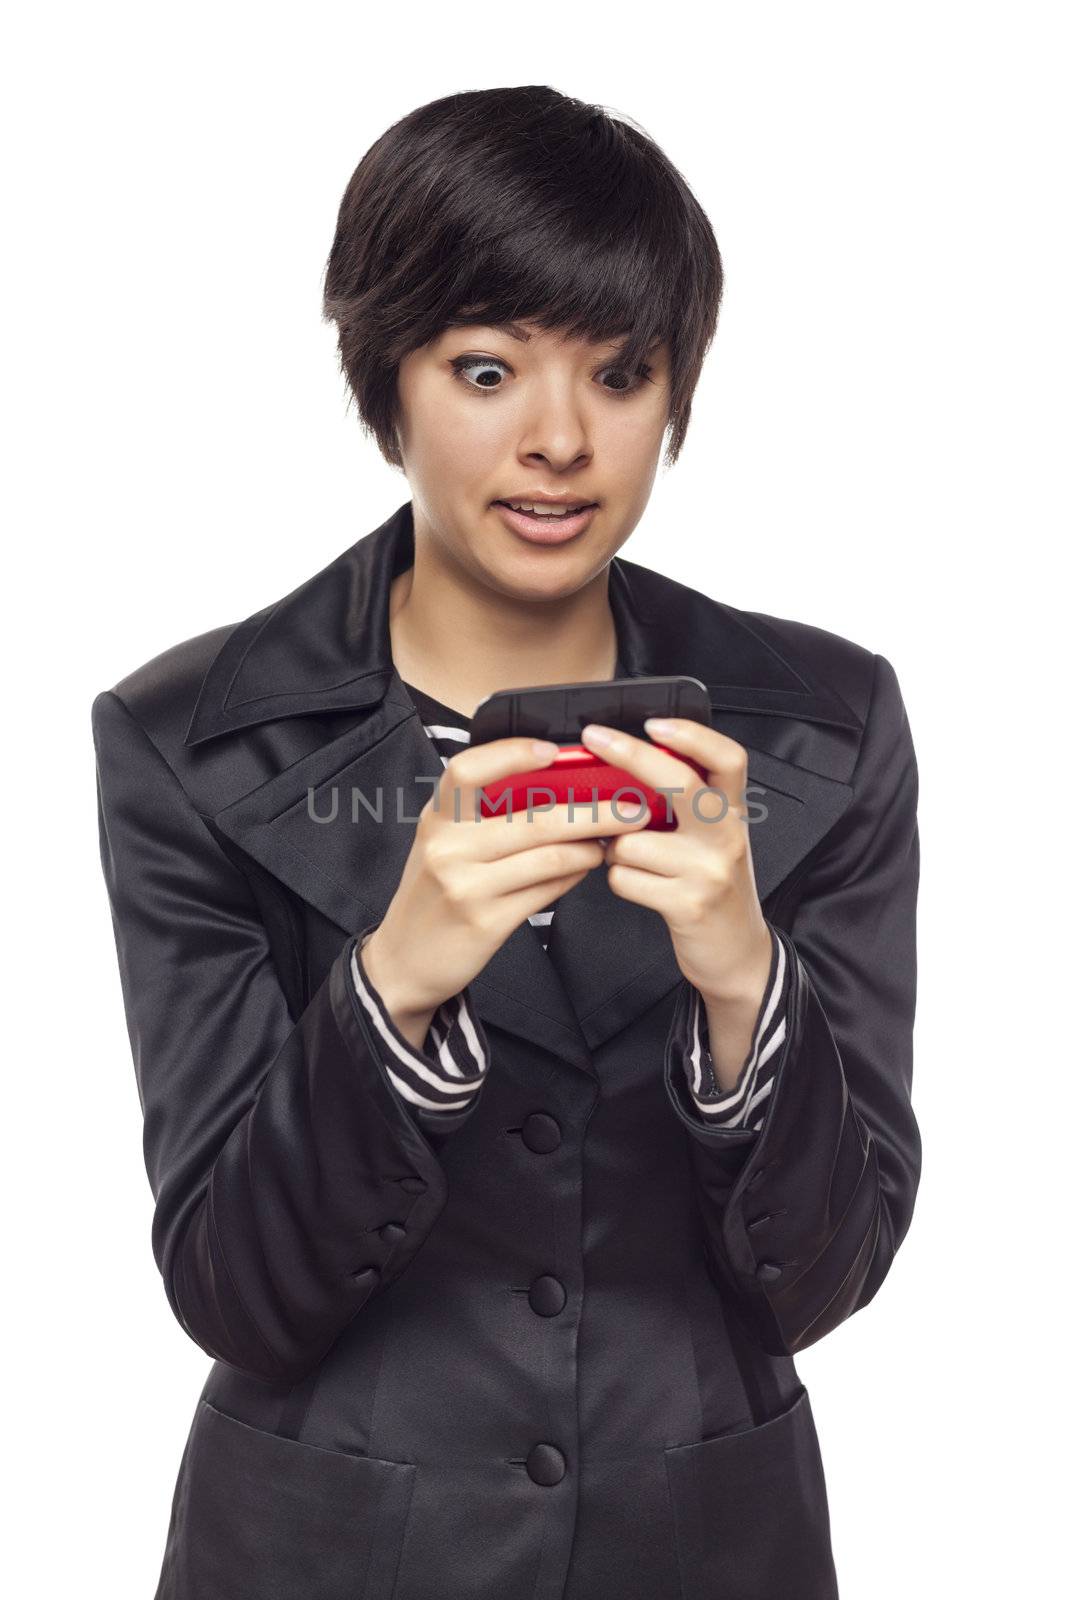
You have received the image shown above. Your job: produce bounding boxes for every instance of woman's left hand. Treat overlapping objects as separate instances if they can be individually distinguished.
[579,717,773,1008]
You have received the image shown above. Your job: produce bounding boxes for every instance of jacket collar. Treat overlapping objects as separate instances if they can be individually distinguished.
[183,500,861,747]
[188,501,860,1079]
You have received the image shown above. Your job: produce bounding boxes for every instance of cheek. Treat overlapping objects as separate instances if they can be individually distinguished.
[398,361,489,455]
[409,386,510,477]
[598,407,667,482]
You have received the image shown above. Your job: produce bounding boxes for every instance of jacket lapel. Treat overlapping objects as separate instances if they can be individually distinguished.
[209,683,597,1074]
[188,501,859,1073]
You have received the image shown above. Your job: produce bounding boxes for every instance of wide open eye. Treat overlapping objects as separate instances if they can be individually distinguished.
[450,356,508,391]
[448,353,654,398]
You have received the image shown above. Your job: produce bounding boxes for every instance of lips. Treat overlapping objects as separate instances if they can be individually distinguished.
[491,501,598,545]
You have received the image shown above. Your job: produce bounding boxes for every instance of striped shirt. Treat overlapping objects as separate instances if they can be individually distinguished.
[349,681,790,1137]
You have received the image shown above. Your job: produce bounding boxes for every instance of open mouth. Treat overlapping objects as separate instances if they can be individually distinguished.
[491,500,599,543]
[493,500,597,519]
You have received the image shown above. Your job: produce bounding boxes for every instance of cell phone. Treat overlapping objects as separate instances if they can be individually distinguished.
[468,675,712,830]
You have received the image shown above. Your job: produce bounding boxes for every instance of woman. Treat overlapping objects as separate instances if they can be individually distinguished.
[92,86,921,1600]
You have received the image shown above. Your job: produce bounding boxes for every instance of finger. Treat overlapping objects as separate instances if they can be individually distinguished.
[602,826,689,879]
[641,717,749,811]
[440,790,650,859]
[493,865,600,931]
[605,805,747,872]
[602,859,678,919]
[433,735,559,821]
[484,837,606,896]
[443,734,561,792]
[578,721,708,822]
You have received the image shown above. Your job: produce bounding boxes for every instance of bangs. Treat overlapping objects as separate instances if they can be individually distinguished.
[431,221,679,380]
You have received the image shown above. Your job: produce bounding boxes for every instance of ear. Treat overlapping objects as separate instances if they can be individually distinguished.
[388,412,406,469]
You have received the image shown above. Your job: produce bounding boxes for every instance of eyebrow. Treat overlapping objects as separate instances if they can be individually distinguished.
[445,321,663,357]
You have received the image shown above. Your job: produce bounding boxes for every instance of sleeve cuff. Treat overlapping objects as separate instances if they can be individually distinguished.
[349,925,490,1126]
[665,927,792,1137]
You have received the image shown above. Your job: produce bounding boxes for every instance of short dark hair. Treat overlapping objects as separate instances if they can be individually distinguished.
[322,86,724,469]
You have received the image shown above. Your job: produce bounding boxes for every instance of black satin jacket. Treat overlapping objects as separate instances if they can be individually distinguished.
[91,500,921,1600]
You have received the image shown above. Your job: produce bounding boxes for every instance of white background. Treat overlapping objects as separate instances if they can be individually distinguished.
[6,3,1062,1594]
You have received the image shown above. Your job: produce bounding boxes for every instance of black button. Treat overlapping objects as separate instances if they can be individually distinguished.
[522,1112,562,1153]
[350,1265,379,1288]
[755,1261,783,1283]
[526,1443,566,1485]
[378,1222,407,1245]
[398,1176,427,1193]
[528,1275,567,1317]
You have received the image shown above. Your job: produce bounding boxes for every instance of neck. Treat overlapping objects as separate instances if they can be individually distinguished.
[388,536,618,719]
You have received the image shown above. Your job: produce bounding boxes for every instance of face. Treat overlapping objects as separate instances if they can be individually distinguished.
[393,319,671,601]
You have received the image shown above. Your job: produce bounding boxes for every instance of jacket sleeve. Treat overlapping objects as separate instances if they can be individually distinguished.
[662,653,921,1356]
[91,687,486,1387]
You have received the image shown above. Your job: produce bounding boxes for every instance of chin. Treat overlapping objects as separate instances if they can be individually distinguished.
[479,543,605,600]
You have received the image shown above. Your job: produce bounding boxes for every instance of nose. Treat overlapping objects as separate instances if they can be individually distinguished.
[516,375,593,474]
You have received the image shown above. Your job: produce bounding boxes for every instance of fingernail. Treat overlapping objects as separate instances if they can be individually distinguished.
[531,739,559,760]
[645,717,676,735]
[582,724,613,747]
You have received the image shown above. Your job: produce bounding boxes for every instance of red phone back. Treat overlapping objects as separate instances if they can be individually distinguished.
[478,743,705,830]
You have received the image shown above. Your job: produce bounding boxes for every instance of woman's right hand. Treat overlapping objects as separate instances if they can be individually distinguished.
[359,734,640,1029]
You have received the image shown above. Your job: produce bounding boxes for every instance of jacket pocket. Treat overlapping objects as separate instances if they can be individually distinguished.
[156,1398,417,1600]
[663,1386,838,1600]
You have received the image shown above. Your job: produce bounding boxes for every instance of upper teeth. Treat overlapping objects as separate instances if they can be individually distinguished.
[504,501,584,517]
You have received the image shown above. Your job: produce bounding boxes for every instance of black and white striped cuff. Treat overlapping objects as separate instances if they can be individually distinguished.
[349,928,490,1118]
[669,928,791,1132]
[351,921,788,1134]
